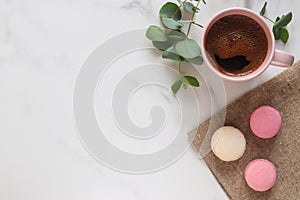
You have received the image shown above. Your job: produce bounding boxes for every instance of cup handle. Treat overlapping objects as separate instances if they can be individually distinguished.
[271,49,294,68]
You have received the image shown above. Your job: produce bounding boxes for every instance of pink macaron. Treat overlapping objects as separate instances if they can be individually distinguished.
[244,159,277,192]
[250,106,282,138]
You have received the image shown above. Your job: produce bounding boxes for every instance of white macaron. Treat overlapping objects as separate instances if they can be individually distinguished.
[211,126,246,162]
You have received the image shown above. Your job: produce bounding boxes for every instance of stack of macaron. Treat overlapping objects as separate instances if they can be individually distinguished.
[211,105,282,192]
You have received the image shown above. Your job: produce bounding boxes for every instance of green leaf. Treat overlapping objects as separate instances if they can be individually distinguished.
[171,79,182,94]
[279,28,289,44]
[162,47,185,62]
[161,17,183,30]
[183,2,196,13]
[159,2,182,21]
[146,26,168,42]
[185,56,203,65]
[260,2,267,16]
[152,30,186,51]
[181,76,200,87]
[275,16,280,22]
[273,12,292,30]
[175,39,201,59]
[273,27,280,40]
[166,30,187,42]
[166,29,186,36]
[152,40,173,51]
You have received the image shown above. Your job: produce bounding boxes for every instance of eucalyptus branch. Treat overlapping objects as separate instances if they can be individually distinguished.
[262,15,275,24]
[178,62,182,73]
[146,0,205,94]
[187,0,201,36]
[259,2,293,44]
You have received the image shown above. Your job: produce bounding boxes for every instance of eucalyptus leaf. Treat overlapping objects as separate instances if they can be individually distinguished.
[258,3,292,44]
[161,17,183,30]
[185,56,203,65]
[273,27,280,40]
[175,39,201,59]
[166,30,187,42]
[168,35,186,42]
[164,46,181,55]
[271,13,292,42]
[152,40,173,51]
[273,12,292,30]
[152,30,186,51]
[171,79,182,94]
[162,47,184,62]
[183,2,196,13]
[146,26,168,42]
[260,2,267,16]
[181,76,200,87]
[159,2,182,21]
[166,30,186,37]
[279,28,289,44]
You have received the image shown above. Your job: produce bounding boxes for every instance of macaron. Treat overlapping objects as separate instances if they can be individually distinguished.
[244,159,277,192]
[211,126,246,162]
[250,106,282,138]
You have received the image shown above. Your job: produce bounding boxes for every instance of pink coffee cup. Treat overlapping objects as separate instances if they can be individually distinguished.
[201,7,294,82]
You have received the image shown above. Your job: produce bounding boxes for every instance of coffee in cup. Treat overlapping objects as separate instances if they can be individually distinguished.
[201,8,294,82]
[205,15,268,77]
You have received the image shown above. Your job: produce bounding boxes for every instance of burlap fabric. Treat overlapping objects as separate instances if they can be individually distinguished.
[188,62,300,199]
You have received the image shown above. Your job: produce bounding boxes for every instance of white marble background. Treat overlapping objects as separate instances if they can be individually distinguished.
[0,0,298,199]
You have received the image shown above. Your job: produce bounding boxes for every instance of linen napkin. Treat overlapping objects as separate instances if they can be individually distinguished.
[189,61,300,199]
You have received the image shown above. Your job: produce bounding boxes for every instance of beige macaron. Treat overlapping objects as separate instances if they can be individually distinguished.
[211,126,246,162]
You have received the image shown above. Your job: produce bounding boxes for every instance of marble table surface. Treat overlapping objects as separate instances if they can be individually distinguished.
[0,0,299,199]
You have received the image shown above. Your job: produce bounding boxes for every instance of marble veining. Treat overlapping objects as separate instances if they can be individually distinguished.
[122,0,154,17]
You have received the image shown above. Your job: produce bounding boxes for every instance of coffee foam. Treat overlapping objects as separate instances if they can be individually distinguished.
[205,15,268,76]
